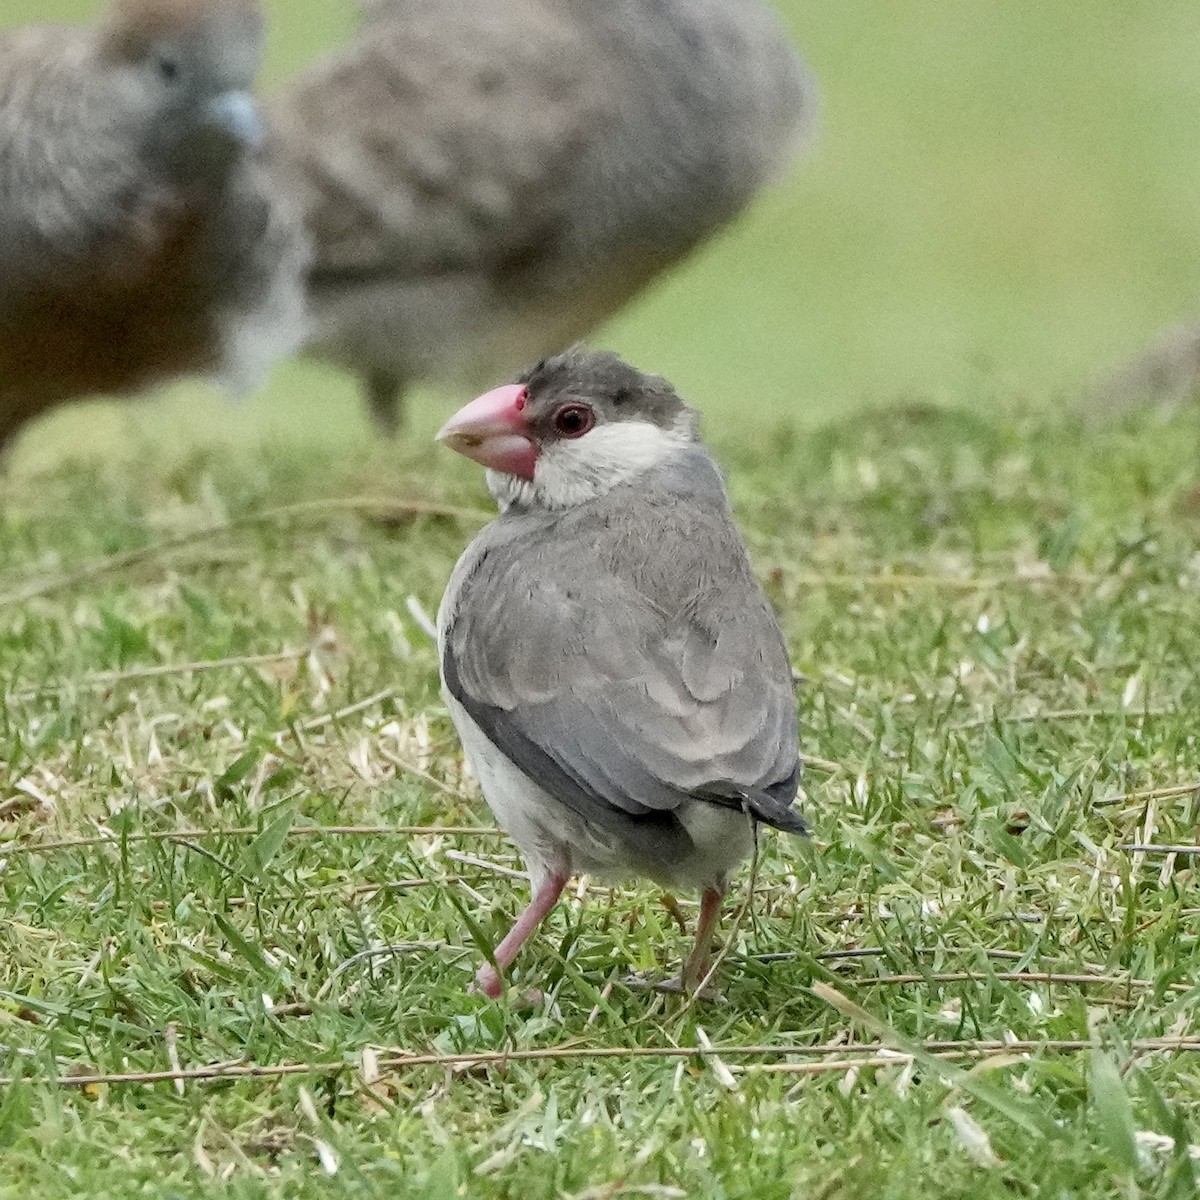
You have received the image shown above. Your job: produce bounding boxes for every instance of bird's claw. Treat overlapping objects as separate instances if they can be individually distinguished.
[619,971,722,1001]
[469,969,545,1008]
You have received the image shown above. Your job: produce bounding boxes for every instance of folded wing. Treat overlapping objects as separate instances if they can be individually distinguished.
[443,489,804,850]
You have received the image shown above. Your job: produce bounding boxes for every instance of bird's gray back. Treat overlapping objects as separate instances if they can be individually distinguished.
[441,448,801,864]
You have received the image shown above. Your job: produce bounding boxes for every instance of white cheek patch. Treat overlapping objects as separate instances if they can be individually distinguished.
[490,419,693,510]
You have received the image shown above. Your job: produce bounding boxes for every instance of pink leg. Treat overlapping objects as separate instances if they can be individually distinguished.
[681,884,726,992]
[475,872,569,998]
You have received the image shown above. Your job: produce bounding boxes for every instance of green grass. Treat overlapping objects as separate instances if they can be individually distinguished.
[2,400,1200,1197]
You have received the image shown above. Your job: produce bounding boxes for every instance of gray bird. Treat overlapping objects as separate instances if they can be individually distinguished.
[436,349,805,998]
[1085,321,1200,421]
[0,0,307,449]
[267,0,814,435]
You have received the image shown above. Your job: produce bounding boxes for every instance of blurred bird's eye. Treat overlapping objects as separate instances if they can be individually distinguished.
[552,403,595,438]
[156,55,180,82]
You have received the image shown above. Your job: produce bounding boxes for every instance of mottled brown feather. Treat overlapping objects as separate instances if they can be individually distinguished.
[0,0,306,450]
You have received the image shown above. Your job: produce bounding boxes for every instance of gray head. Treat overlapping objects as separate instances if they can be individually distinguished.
[437,348,702,510]
[97,0,265,167]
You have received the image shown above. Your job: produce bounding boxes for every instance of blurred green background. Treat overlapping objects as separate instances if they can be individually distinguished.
[6,0,1200,465]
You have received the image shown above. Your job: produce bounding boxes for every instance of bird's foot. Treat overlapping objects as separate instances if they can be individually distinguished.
[469,967,545,1008]
[470,966,504,999]
[619,971,722,1002]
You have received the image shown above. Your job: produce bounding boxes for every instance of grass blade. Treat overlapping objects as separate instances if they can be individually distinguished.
[812,981,1057,1139]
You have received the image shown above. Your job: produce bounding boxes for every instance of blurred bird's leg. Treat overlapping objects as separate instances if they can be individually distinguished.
[363,367,405,436]
[681,884,727,993]
[475,871,569,999]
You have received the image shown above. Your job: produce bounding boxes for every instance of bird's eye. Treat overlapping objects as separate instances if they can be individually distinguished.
[552,403,595,438]
[157,56,180,82]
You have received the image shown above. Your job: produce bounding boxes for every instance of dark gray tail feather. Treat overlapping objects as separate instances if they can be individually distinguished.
[698,780,808,836]
[745,790,808,836]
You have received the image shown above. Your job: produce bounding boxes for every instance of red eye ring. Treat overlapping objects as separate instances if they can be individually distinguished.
[552,403,595,438]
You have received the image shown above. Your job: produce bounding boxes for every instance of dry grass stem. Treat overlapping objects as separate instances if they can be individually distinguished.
[1094,782,1200,808]
[7,649,309,701]
[951,707,1173,732]
[1120,843,1200,855]
[0,497,490,608]
[0,825,507,857]
[849,971,1179,991]
[5,1036,1199,1090]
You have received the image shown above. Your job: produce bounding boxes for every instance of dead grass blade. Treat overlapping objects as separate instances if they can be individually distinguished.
[1120,843,1200,855]
[850,970,1181,991]
[7,650,309,701]
[790,572,1099,591]
[0,824,507,857]
[1094,782,1200,808]
[4,1036,1198,1090]
[0,497,489,609]
[951,707,1173,732]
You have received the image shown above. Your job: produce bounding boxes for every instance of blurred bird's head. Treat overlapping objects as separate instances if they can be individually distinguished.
[99,0,266,165]
[437,348,701,511]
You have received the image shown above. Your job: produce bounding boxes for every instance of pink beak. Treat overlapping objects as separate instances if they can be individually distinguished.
[436,384,538,480]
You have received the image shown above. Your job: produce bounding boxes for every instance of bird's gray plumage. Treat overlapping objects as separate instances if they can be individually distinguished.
[436,348,805,993]
[0,0,307,448]
[267,0,814,433]
[441,444,804,883]
[1085,321,1200,421]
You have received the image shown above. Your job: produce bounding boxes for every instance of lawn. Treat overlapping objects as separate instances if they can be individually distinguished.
[2,398,1199,1197]
[3,0,1200,1196]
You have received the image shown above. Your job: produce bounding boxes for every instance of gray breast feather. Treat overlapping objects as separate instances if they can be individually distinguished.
[443,451,805,840]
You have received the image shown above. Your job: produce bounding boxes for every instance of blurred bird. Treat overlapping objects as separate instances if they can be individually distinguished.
[0,0,307,449]
[437,349,806,998]
[1086,322,1200,421]
[268,0,814,435]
